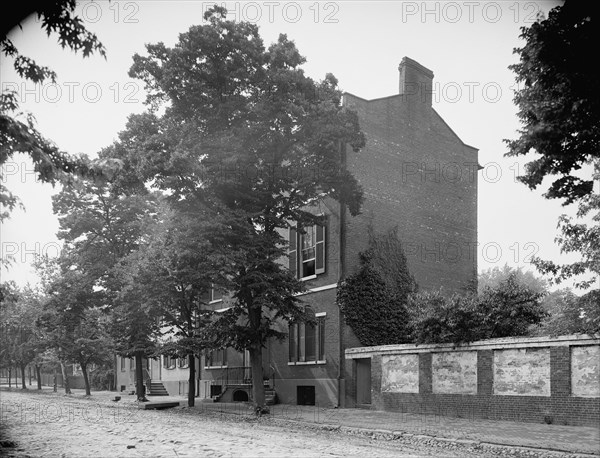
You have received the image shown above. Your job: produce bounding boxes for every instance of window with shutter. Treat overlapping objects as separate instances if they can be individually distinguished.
[289,220,326,279]
[300,225,316,277]
[315,223,325,274]
[289,323,298,362]
[289,311,326,363]
[206,349,227,367]
[289,226,297,277]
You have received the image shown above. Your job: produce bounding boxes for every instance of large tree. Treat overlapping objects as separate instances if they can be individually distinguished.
[52,178,160,400]
[116,205,215,407]
[506,0,599,204]
[0,282,43,389]
[38,264,112,396]
[506,1,599,290]
[105,6,365,413]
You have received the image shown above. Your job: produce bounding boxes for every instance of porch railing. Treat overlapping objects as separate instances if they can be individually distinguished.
[210,366,252,396]
[221,366,252,385]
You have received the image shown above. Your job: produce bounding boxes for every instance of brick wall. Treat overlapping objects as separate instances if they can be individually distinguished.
[342,74,478,294]
[346,335,600,427]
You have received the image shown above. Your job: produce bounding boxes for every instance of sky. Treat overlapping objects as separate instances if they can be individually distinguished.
[1,0,594,291]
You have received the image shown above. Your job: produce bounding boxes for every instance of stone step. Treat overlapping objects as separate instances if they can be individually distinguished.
[147,380,169,396]
[143,401,180,410]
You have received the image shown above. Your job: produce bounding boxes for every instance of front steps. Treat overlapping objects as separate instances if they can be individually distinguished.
[147,381,169,396]
[265,388,277,406]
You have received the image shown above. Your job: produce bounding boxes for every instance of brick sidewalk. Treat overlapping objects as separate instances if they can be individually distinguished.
[178,400,600,456]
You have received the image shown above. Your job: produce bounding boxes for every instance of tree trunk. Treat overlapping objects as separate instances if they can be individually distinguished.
[249,345,267,415]
[35,364,42,390]
[81,362,91,396]
[20,364,27,389]
[13,366,17,387]
[8,367,11,388]
[113,354,118,392]
[28,366,32,385]
[187,353,195,407]
[60,361,71,394]
[134,353,147,402]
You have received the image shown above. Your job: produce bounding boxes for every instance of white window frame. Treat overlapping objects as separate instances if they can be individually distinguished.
[288,311,326,365]
[289,219,326,280]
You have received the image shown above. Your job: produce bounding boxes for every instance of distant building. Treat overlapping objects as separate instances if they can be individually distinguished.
[117,57,479,407]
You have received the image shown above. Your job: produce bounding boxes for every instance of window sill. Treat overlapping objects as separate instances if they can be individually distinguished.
[204,365,228,370]
[288,360,326,366]
[300,275,317,282]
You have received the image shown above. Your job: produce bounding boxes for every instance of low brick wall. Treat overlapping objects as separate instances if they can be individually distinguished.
[345,335,600,427]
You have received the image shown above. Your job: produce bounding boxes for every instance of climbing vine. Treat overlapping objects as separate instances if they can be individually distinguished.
[337,227,417,346]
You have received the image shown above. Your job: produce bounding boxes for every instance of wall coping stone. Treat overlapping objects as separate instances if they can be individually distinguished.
[345,334,600,359]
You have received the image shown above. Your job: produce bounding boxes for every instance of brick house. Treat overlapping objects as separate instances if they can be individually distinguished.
[117,57,479,407]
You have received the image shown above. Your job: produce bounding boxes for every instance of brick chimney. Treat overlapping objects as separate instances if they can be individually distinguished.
[398,57,434,107]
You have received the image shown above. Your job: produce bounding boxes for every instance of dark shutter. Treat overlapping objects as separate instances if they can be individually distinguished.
[305,323,316,361]
[315,223,325,274]
[289,324,298,362]
[289,226,297,278]
[317,317,325,361]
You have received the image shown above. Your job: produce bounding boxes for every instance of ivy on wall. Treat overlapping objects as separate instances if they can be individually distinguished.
[337,227,417,346]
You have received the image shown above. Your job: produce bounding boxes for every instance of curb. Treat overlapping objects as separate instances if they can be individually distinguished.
[268,417,599,458]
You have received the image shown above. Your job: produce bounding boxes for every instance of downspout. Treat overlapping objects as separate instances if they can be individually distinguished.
[113,354,118,391]
[337,141,347,408]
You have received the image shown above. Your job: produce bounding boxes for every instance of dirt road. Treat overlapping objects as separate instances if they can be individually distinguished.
[0,389,562,457]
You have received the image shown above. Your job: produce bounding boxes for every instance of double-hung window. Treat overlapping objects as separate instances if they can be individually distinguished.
[289,310,326,363]
[163,355,175,369]
[206,348,227,368]
[289,221,326,279]
[201,286,223,303]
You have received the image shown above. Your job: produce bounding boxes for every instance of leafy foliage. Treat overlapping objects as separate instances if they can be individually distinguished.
[115,205,216,406]
[0,0,108,222]
[338,266,412,346]
[478,264,547,295]
[531,165,599,289]
[409,273,547,345]
[533,288,600,336]
[35,256,112,395]
[103,6,365,412]
[337,228,416,346]
[506,0,599,293]
[408,291,481,345]
[505,0,599,204]
[51,178,160,399]
[0,282,45,388]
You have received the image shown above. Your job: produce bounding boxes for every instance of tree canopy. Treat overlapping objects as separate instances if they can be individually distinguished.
[506,0,599,291]
[100,6,365,413]
[1,0,108,222]
[505,0,599,205]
